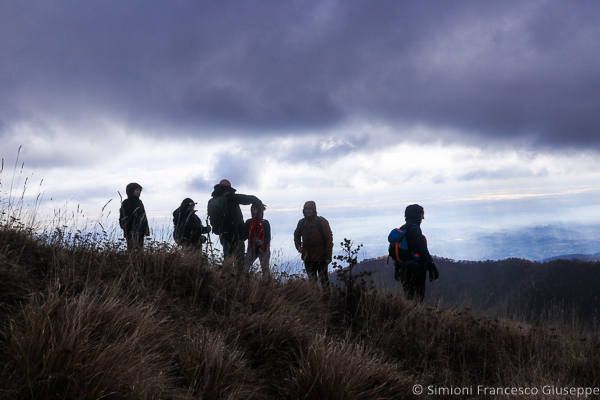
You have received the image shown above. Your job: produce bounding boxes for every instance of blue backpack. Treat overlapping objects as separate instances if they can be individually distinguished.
[388,224,420,266]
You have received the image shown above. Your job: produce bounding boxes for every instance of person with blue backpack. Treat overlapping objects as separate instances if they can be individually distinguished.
[388,204,439,301]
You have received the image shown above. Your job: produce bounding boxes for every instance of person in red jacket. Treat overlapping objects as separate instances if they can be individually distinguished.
[245,204,271,278]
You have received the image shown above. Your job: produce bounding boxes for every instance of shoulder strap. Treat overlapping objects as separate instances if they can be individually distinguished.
[401,223,417,251]
[316,216,324,237]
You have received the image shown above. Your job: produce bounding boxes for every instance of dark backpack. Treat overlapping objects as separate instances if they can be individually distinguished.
[388,224,420,266]
[299,216,325,247]
[207,194,228,235]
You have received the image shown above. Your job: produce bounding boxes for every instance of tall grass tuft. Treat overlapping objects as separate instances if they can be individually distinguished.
[286,334,415,400]
[2,286,176,399]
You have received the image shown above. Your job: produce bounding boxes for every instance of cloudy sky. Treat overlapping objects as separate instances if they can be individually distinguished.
[2,0,600,262]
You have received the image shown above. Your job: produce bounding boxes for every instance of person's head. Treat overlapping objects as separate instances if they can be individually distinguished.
[219,179,231,187]
[303,201,317,219]
[405,204,424,222]
[251,204,262,218]
[179,198,196,212]
[126,183,143,198]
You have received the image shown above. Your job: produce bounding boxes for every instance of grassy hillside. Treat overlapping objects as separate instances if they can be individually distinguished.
[2,218,600,399]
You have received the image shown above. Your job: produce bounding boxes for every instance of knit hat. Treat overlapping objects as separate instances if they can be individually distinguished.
[405,204,424,221]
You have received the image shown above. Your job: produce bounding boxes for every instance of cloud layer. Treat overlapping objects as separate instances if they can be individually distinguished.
[2,1,600,149]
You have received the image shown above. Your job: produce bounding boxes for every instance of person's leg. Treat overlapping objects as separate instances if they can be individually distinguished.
[413,267,427,302]
[221,236,232,258]
[304,261,318,283]
[233,239,246,273]
[259,249,271,278]
[400,268,414,300]
[189,236,202,253]
[245,251,259,270]
[316,260,330,290]
[126,231,143,252]
[401,267,427,301]
[222,237,246,273]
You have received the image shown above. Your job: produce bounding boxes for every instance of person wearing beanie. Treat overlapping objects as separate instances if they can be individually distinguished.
[294,201,334,289]
[173,198,211,252]
[208,179,264,271]
[396,204,439,301]
[119,182,150,251]
[244,204,271,278]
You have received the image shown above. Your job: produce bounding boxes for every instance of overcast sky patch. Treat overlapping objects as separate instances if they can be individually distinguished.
[1,1,600,150]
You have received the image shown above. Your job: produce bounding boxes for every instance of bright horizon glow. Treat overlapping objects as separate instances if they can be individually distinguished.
[4,123,600,263]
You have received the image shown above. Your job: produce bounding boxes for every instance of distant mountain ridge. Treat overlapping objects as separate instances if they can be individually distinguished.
[431,224,600,261]
[332,253,600,324]
[541,253,600,262]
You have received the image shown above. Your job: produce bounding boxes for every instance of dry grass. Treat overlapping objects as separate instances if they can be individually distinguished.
[1,204,600,399]
[286,334,415,400]
[2,286,176,399]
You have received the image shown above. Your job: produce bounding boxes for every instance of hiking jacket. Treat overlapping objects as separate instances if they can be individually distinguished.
[173,198,209,246]
[244,216,271,252]
[402,218,433,266]
[210,184,263,241]
[119,183,150,237]
[294,216,333,262]
[294,201,333,262]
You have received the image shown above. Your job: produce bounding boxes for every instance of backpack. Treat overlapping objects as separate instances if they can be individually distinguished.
[388,224,420,266]
[299,216,324,235]
[299,216,325,247]
[207,194,228,235]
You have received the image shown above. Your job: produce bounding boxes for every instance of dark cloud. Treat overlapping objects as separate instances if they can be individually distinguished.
[1,1,600,149]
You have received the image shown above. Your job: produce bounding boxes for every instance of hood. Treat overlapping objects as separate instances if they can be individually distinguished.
[179,198,195,210]
[174,198,197,219]
[126,182,142,199]
[175,198,195,214]
[404,204,423,225]
[302,201,317,218]
[251,204,264,220]
[211,183,236,197]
